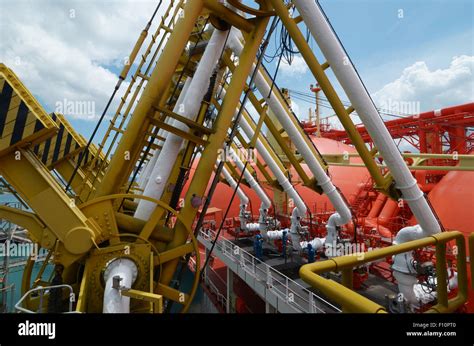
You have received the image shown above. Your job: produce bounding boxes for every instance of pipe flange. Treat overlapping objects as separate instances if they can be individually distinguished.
[103,257,138,285]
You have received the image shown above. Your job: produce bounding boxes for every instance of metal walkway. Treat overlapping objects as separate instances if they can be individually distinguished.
[198,229,341,313]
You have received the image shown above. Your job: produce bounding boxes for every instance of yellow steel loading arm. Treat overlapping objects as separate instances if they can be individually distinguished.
[0,0,472,314]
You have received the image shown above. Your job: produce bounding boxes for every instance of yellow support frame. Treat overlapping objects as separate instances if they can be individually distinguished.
[323,152,474,172]
[97,0,205,197]
[300,231,469,313]
[159,14,271,287]
[268,0,394,197]
[0,149,102,266]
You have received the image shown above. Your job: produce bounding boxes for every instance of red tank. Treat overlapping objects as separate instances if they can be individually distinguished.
[425,167,474,311]
[181,137,370,220]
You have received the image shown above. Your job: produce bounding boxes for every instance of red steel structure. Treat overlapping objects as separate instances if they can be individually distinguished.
[305,102,474,154]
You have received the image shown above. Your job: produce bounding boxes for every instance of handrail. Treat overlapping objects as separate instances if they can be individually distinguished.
[15,284,75,313]
[198,229,341,313]
[299,231,469,313]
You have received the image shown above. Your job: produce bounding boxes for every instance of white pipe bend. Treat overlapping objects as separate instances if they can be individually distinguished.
[103,258,138,313]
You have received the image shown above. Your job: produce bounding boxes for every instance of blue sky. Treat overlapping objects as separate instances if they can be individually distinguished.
[1,0,473,144]
[264,0,473,122]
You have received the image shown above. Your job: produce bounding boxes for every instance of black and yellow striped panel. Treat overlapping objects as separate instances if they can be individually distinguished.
[33,113,87,169]
[0,64,58,157]
[70,135,108,169]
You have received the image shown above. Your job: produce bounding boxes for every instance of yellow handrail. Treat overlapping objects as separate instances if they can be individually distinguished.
[299,231,469,313]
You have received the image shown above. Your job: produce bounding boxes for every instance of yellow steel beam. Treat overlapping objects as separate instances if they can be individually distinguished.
[0,205,52,248]
[114,212,173,243]
[159,15,271,287]
[120,289,163,313]
[154,242,194,265]
[203,0,255,32]
[0,64,58,157]
[300,231,469,313]
[0,149,102,266]
[156,283,189,305]
[323,152,474,172]
[268,0,390,194]
[97,0,205,197]
[75,259,91,312]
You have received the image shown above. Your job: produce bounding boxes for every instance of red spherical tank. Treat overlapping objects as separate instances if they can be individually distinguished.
[180,136,370,218]
[425,167,474,312]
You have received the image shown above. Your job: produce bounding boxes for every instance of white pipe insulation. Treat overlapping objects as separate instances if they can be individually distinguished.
[220,163,249,206]
[216,85,306,247]
[239,117,307,217]
[137,77,193,193]
[135,29,229,220]
[228,31,351,223]
[220,163,253,231]
[228,147,271,211]
[228,30,352,236]
[293,0,440,235]
[391,225,458,310]
[103,258,138,313]
[228,147,272,231]
[300,237,326,252]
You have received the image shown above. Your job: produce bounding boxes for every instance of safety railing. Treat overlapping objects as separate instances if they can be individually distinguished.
[15,284,76,313]
[206,275,227,311]
[198,229,341,313]
[188,255,227,311]
[300,231,470,313]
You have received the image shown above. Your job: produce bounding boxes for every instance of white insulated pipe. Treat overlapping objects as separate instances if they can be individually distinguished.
[300,237,326,251]
[228,147,271,211]
[239,117,307,217]
[135,29,229,220]
[220,162,249,206]
[228,31,351,227]
[228,147,272,231]
[293,0,440,235]
[103,258,138,313]
[220,162,252,231]
[137,77,193,193]
[265,209,305,251]
[216,86,306,218]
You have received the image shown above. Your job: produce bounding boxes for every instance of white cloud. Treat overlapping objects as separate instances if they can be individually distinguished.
[289,99,303,119]
[279,55,309,75]
[373,55,474,114]
[0,0,171,120]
